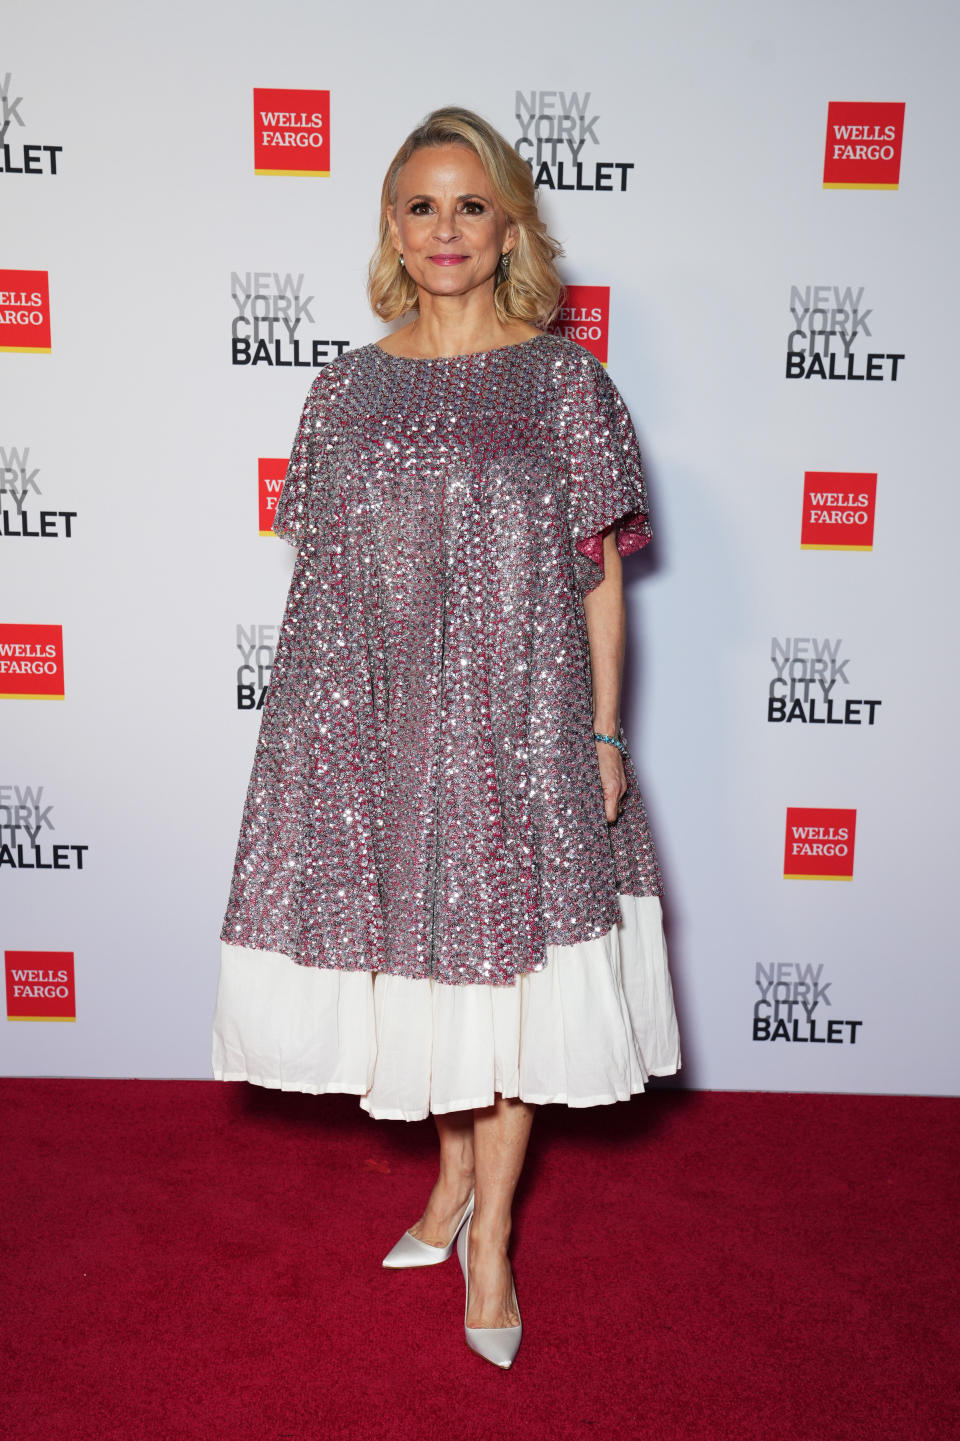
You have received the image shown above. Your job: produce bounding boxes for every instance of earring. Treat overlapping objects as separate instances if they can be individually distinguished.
[500,251,512,274]
[398,252,405,268]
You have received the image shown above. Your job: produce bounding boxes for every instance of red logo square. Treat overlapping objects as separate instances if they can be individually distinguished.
[784,807,857,881]
[823,103,905,189]
[6,951,76,1021]
[258,457,287,535]
[801,472,877,550]
[551,285,610,364]
[0,623,65,698]
[0,270,52,352]
[253,89,330,176]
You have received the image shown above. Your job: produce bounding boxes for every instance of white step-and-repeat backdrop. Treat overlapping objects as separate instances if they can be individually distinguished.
[3,0,957,1094]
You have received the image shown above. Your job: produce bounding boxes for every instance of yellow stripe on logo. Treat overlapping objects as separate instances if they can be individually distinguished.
[7,1015,76,1022]
[783,873,854,881]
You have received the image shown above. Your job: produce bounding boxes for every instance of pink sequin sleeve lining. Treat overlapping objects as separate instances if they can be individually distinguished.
[575,509,652,572]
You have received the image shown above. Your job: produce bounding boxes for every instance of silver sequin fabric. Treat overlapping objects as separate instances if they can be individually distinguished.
[221,333,663,984]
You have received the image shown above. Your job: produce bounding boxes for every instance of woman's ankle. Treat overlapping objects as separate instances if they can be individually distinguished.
[437,1160,475,1192]
[467,1210,512,1253]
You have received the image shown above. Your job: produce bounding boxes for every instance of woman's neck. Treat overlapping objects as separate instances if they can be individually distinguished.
[385,291,538,359]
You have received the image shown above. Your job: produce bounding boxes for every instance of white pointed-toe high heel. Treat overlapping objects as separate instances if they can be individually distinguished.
[382,1190,475,1269]
[456,1215,522,1370]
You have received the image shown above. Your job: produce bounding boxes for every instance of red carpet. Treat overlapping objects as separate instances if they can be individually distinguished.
[1,1081,957,1441]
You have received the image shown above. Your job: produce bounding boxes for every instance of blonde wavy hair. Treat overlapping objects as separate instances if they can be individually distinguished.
[368,106,564,330]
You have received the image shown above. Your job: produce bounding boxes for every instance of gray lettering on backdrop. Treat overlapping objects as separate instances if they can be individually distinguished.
[787,284,876,356]
[514,90,600,166]
[0,72,26,142]
[235,625,277,709]
[230,272,316,342]
[0,446,43,509]
[769,637,849,702]
[235,623,277,675]
[0,784,54,845]
[753,962,850,1031]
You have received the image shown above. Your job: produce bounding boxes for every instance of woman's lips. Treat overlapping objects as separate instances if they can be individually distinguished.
[429,254,469,265]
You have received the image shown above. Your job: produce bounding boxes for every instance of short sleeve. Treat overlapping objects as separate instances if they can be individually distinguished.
[272,376,323,547]
[559,350,652,596]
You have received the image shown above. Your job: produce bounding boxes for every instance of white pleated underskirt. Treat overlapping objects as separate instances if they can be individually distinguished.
[211,894,680,1121]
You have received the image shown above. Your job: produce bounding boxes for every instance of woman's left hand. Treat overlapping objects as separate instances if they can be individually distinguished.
[596,740,627,824]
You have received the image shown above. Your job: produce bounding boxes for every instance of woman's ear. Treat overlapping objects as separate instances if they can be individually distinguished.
[386,205,402,255]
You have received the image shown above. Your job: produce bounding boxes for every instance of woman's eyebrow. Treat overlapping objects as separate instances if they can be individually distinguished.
[402,192,492,203]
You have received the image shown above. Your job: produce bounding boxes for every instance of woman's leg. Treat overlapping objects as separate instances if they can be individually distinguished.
[408,1110,476,1246]
[466,1095,535,1328]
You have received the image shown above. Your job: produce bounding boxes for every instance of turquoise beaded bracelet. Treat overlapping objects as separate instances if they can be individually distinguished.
[593,730,626,755]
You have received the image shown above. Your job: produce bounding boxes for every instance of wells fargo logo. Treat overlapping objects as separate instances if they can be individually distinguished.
[253,89,330,177]
[823,102,905,190]
[783,807,857,881]
[5,950,75,1021]
[551,285,609,364]
[801,472,877,550]
[0,270,51,353]
[0,623,64,698]
[258,458,286,535]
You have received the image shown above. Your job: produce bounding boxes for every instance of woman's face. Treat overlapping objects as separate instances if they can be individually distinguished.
[387,143,517,305]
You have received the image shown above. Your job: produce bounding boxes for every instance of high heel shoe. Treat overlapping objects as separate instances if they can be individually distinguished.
[456,1215,522,1369]
[381,1190,475,1269]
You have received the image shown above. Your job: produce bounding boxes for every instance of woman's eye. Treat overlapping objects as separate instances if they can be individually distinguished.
[462,202,485,215]
[409,202,432,215]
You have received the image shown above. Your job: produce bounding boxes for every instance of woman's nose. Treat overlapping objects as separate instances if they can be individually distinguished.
[433,207,460,242]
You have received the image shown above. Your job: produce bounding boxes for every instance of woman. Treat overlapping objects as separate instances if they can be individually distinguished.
[212,106,680,1370]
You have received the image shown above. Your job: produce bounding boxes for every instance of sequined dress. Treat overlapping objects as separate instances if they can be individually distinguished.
[212,333,680,1118]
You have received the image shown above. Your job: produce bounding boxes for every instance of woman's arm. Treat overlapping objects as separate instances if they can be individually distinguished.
[582,527,628,823]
